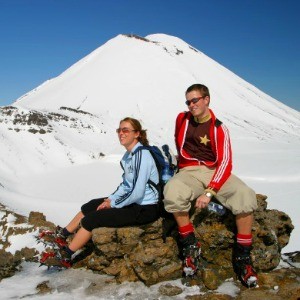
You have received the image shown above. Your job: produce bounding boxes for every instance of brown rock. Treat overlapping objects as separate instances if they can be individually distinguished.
[84,194,295,287]
[36,281,52,294]
[186,294,234,300]
[0,249,20,280]
[202,268,221,290]
[158,283,183,296]
[28,211,55,229]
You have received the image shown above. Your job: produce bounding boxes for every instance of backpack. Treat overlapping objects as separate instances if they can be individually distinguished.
[133,144,176,203]
[133,144,178,241]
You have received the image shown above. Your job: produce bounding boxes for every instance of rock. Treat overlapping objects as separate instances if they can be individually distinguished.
[15,247,38,262]
[28,211,55,229]
[36,281,52,295]
[0,194,298,295]
[186,294,234,300]
[201,268,221,290]
[82,194,294,287]
[0,249,21,280]
[86,221,182,286]
[193,194,294,275]
[284,251,300,263]
[158,283,183,296]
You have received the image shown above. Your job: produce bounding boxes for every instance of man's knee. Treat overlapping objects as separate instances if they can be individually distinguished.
[229,187,257,215]
[163,177,194,213]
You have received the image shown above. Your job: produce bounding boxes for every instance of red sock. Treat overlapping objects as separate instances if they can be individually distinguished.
[178,223,194,238]
[237,233,252,246]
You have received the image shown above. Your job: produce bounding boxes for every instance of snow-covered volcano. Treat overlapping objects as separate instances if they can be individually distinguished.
[0,33,299,251]
[2,33,298,172]
[13,33,300,140]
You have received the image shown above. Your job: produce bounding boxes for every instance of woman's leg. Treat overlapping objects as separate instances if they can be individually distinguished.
[65,211,84,233]
[66,204,159,253]
[68,227,92,252]
[80,204,158,231]
[63,198,107,234]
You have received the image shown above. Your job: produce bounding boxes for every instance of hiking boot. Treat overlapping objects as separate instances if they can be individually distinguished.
[180,233,201,277]
[40,246,72,269]
[233,244,258,287]
[37,226,68,248]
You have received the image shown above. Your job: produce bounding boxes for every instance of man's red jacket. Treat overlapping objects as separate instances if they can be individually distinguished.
[175,109,232,192]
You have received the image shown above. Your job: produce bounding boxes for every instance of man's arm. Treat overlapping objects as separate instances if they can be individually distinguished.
[207,123,232,192]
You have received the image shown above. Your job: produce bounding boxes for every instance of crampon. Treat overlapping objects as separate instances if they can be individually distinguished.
[236,262,258,288]
[39,249,72,270]
[182,241,201,277]
[233,244,258,288]
[36,227,68,249]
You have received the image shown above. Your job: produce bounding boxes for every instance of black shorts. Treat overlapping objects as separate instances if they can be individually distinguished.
[80,197,160,232]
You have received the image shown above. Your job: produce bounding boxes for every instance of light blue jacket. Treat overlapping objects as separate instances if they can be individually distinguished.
[109,142,159,208]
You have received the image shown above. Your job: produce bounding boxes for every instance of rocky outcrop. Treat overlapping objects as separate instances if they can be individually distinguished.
[0,106,103,135]
[75,194,294,287]
[0,207,56,279]
[75,220,182,285]
[0,194,299,299]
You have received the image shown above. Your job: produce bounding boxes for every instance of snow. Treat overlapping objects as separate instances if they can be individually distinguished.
[0,262,241,299]
[6,230,43,255]
[216,278,241,297]
[0,33,299,298]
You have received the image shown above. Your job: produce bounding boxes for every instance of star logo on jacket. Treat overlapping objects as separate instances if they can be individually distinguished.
[199,134,210,146]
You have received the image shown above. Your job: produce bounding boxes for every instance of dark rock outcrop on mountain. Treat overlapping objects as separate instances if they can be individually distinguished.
[0,106,101,135]
[0,195,299,299]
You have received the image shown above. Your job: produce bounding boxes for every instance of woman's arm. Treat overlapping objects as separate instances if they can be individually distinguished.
[109,150,154,208]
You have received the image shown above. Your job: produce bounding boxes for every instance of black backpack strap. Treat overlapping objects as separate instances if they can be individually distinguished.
[215,118,222,127]
[132,146,162,196]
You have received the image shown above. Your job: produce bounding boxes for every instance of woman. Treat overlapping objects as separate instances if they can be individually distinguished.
[40,117,160,268]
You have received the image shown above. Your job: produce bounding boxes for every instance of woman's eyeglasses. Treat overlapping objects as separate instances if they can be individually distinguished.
[185,96,205,106]
[116,127,137,134]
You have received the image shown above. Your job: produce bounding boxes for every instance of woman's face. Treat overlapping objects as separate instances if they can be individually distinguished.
[117,121,140,151]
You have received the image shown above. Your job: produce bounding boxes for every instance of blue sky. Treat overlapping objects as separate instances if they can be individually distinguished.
[0,0,299,111]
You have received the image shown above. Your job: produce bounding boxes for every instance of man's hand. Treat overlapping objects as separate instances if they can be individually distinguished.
[97,198,112,210]
[195,194,211,209]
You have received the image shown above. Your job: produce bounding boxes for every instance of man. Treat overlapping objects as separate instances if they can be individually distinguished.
[163,84,258,287]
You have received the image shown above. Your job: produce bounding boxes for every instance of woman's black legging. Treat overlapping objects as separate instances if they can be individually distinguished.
[80,197,160,232]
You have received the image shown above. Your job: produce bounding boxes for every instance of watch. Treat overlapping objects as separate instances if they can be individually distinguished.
[204,192,213,199]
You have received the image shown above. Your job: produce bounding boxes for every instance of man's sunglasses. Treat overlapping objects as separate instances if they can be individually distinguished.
[185,96,205,106]
[116,127,137,134]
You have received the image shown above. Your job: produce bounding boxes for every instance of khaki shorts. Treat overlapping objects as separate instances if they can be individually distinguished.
[163,166,257,215]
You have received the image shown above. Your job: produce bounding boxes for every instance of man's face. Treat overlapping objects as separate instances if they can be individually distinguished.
[185,90,210,118]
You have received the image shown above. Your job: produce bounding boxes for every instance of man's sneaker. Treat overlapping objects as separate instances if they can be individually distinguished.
[233,244,258,287]
[37,226,68,249]
[180,233,201,277]
[40,246,72,269]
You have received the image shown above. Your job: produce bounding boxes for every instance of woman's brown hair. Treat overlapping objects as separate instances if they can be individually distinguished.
[120,117,149,146]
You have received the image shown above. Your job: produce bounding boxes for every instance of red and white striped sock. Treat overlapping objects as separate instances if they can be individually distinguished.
[178,223,194,238]
[237,233,252,247]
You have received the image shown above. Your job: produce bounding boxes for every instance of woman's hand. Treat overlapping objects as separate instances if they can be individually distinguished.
[97,198,112,210]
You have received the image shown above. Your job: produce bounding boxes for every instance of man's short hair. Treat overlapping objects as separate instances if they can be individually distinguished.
[186,84,210,98]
